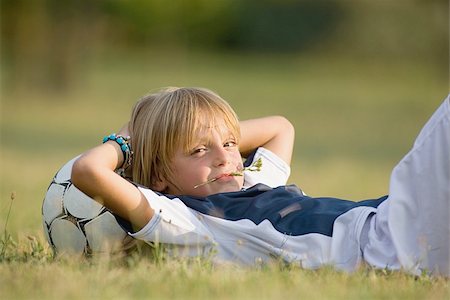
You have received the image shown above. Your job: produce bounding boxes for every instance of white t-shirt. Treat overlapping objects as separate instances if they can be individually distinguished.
[242,147,291,189]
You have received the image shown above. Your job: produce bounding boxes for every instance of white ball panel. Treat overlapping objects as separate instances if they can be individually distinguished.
[64,184,103,219]
[85,212,127,252]
[54,156,79,184]
[42,183,65,224]
[50,218,86,254]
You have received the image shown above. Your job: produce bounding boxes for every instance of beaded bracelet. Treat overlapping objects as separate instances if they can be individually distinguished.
[102,133,133,174]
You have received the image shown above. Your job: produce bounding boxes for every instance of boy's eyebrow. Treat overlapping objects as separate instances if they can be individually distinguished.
[189,133,236,148]
[189,124,237,146]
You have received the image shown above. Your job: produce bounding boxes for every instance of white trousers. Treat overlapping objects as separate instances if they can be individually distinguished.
[362,96,450,276]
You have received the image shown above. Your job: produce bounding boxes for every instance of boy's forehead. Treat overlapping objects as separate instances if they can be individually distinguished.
[195,122,234,140]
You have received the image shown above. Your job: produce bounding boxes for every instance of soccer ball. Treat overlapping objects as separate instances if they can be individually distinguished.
[42,157,136,256]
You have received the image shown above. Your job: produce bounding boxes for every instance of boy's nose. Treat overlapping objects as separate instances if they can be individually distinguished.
[213,147,230,167]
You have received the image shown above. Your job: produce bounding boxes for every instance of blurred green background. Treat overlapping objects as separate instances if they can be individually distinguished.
[0,0,448,237]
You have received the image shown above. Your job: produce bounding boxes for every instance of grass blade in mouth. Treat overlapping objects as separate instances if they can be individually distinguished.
[193,177,219,189]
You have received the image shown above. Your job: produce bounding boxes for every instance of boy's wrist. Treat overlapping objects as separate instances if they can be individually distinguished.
[103,133,133,175]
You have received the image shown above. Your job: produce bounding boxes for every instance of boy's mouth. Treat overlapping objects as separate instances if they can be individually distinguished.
[192,157,262,189]
[193,170,242,189]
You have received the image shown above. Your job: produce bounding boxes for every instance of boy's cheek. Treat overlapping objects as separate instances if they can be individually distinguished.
[232,153,244,168]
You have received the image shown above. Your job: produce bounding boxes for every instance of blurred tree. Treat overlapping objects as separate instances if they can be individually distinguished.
[1,0,106,94]
[222,0,343,52]
[328,0,448,63]
[1,0,447,95]
[100,0,235,49]
[99,0,342,52]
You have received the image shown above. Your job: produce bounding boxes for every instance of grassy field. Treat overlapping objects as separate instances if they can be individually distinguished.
[1,51,449,299]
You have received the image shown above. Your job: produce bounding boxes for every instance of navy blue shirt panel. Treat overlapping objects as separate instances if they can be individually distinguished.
[168,184,387,237]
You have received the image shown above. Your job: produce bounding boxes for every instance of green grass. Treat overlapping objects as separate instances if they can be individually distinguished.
[0,241,448,299]
[1,51,449,299]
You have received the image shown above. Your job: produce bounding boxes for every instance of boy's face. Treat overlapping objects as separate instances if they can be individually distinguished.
[162,124,244,197]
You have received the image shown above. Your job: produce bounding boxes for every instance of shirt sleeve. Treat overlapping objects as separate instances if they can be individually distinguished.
[130,187,214,247]
[243,147,291,189]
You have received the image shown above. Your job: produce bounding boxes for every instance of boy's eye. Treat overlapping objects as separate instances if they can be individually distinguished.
[191,147,207,155]
[224,141,237,148]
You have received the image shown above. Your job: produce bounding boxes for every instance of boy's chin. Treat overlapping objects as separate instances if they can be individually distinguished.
[193,183,242,197]
[210,182,243,195]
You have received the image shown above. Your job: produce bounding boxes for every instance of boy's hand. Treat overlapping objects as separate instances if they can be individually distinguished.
[118,122,130,137]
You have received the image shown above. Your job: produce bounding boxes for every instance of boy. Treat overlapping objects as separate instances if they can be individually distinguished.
[72,88,450,275]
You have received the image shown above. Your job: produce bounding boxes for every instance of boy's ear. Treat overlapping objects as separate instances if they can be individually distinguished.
[151,175,168,192]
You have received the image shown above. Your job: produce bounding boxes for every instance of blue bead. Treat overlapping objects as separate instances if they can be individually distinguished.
[109,134,116,139]
[117,137,124,144]
[121,144,128,152]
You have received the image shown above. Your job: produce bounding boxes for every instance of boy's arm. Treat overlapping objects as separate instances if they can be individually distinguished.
[239,116,295,165]
[71,135,154,231]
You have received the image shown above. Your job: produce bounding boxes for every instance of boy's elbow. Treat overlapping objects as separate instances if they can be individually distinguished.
[71,156,92,189]
[276,115,295,137]
[285,117,295,134]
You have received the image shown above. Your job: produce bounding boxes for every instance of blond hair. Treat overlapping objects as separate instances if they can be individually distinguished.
[129,87,240,189]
